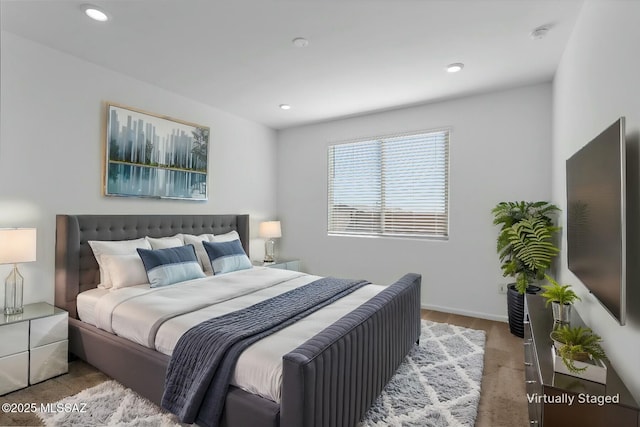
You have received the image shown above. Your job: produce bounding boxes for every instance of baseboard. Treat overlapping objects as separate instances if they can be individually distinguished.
[421,303,508,323]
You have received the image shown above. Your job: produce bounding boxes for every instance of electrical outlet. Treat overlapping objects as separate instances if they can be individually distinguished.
[498,283,508,294]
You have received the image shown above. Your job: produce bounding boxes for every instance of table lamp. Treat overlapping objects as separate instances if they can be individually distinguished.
[0,228,37,314]
[259,221,281,263]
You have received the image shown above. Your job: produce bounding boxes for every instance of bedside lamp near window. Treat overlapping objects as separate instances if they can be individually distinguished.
[259,221,281,264]
[0,228,37,315]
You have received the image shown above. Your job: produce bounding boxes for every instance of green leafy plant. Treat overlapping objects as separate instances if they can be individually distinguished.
[550,325,607,373]
[540,275,581,306]
[492,201,560,294]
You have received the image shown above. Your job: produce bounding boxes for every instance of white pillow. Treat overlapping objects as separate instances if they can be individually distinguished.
[102,254,149,290]
[211,230,240,243]
[146,235,183,250]
[88,238,151,289]
[181,234,214,274]
[176,233,214,244]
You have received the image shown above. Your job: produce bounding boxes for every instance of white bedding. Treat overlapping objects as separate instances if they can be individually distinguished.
[76,287,109,326]
[77,267,384,403]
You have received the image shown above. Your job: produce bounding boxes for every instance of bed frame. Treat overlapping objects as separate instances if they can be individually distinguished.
[55,214,421,427]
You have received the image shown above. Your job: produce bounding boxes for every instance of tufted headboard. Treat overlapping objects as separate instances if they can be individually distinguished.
[55,214,250,318]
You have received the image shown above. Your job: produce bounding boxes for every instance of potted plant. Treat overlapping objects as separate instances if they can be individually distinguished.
[540,275,580,323]
[550,325,607,377]
[492,201,560,337]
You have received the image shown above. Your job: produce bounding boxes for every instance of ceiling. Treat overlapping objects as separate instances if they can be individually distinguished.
[0,0,583,130]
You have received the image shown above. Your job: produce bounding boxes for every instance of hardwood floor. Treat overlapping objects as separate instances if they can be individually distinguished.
[0,310,528,426]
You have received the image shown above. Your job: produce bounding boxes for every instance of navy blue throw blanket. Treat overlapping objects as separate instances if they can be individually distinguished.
[162,277,369,427]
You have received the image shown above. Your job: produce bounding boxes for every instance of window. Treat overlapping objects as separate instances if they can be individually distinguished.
[328,129,449,239]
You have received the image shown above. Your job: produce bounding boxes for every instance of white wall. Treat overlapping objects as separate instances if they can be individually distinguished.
[277,83,552,321]
[552,1,640,401]
[0,31,278,307]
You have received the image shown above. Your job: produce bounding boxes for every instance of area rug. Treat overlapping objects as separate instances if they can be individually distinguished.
[359,320,486,427]
[37,320,485,427]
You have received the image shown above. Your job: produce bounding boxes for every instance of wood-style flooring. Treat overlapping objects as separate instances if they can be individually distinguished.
[0,309,528,426]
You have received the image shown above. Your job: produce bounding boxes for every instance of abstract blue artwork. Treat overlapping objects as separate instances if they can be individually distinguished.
[105,103,209,200]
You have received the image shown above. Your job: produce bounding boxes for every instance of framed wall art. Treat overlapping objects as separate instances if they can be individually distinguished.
[104,103,210,200]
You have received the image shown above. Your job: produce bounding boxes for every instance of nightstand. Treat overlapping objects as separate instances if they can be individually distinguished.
[0,303,68,395]
[253,259,301,272]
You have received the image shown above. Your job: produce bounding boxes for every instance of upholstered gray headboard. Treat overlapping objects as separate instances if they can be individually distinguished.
[55,214,250,318]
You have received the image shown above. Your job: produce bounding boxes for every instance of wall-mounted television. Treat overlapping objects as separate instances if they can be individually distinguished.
[566,117,626,325]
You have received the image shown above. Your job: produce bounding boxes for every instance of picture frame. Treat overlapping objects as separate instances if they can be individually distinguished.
[104,103,210,200]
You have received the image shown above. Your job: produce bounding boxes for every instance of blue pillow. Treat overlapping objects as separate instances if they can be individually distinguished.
[202,239,252,275]
[137,244,206,288]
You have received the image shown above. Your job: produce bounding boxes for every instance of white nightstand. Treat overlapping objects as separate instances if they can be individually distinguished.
[253,259,301,272]
[0,303,68,395]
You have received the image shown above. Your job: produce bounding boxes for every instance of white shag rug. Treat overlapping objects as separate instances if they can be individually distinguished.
[359,320,486,427]
[38,320,485,427]
[37,380,180,427]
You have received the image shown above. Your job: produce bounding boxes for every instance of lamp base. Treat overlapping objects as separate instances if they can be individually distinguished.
[4,306,23,315]
[4,264,24,315]
[264,239,276,264]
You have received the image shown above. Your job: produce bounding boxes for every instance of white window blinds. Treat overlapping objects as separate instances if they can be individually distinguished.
[328,129,449,239]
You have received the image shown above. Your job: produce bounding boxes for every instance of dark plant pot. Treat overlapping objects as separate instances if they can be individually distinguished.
[507,283,541,338]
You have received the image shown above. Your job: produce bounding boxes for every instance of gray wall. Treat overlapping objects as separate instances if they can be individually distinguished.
[552,1,640,401]
[0,31,278,306]
[277,83,553,321]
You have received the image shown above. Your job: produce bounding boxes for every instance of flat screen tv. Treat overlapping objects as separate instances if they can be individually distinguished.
[566,117,626,325]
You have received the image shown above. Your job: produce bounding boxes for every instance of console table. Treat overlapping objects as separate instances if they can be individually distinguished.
[524,294,639,426]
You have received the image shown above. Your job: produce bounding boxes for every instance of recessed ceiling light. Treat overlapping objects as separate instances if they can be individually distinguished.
[446,63,464,73]
[530,24,552,40]
[292,38,309,48]
[279,104,291,110]
[82,5,109,22]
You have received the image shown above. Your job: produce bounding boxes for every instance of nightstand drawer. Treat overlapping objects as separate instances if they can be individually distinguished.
[30,311,68,347]
[0,351,28,395]
[30,340,68,384]
[0,321,29,357]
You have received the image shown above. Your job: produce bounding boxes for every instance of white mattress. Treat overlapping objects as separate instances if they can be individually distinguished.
[76,267,384,403]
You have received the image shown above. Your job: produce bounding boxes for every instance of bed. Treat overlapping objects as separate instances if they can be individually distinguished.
[55,214,421,427]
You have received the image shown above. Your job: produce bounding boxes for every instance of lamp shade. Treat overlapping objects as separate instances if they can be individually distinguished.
[0,228,37,264]
[259,221,282,239]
